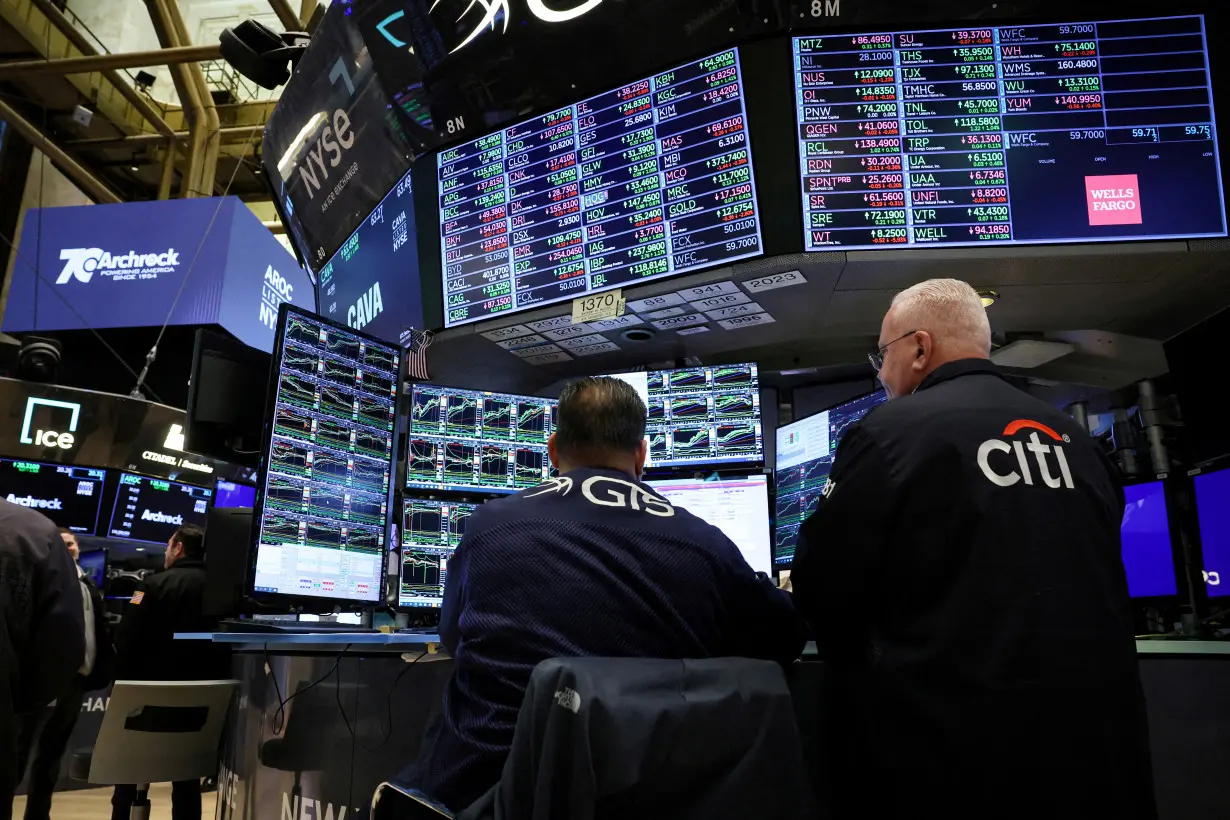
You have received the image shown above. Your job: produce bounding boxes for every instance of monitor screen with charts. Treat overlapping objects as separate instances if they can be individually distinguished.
[606,363,763,469]
[647,475,772,575]
[1121,481,1176,598]
[107,473,212,544]
[773,390,887,565]
[1193,467,1229,598]
[251,306,400,604]
[398,497,481,608]
[407,385,557,494]
[0,458,107,534]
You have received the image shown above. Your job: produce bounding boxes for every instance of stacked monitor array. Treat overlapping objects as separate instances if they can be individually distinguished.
[773,391,888,566]
[250,306,401,605]
[0,456,213,546]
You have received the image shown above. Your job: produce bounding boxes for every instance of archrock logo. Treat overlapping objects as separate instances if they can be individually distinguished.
[57,247,180,284]
[977,419,1075,490]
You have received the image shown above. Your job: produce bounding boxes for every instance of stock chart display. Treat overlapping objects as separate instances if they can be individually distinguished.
[398,497,481,608]
[253,310,400,603]
[794,16,1227,249]
[407,385,557,494]
[774,391,887,565]
[608,362,763,468]
[439,47,764,327]
[108,473,212,544]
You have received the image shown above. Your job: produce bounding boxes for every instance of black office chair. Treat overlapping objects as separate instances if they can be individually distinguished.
[372,656,810,820]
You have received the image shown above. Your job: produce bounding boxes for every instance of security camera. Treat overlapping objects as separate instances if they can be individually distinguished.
[219,20,311,90]
[18,336,61,383]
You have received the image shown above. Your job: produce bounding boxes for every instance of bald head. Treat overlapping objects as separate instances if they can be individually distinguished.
[876,278,992,398]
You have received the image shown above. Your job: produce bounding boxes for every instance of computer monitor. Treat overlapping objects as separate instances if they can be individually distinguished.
[249,305,399,605]
[1121,481,1177,598]
[214,479,256,509]
[106,473,213,544]
[406,385,557,494]
[398,496,480,608]
[647,475,772,575]
[1193,468,1229,598]
[186,328,271,467]
[78,549,108,591]
[772,390,887,566]
[605,363,764,469]
[0,457,107,534]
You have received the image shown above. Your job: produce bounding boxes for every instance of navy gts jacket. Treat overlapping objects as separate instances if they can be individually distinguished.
[417,468,807,811]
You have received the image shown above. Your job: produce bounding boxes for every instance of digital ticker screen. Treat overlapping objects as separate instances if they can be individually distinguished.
[399,497,480,608]
[0,458,107,534]
[108,473,212,544]
[608,363,763,469]
[439,47,764,327]
[252,309,400,603]
[407,385,557,494]
[793,16,1227,249]
[774,391,887,565]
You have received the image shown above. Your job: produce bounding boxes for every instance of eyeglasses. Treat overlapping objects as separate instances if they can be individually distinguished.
[868,330,917,372]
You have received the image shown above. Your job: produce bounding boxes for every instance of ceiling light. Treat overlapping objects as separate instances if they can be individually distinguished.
[135,547,145,552]
[977,290,999,308]
[130,165,139,172]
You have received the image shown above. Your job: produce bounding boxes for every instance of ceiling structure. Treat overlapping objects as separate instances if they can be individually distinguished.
[0,0,320,208]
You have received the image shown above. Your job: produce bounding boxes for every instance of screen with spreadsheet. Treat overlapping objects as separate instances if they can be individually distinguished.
[647,475,772,575]
[793,16,1226,249]
[251,307,399,604]
[398,497,481,608]
[773,391,887,565]
[406,385,557,494]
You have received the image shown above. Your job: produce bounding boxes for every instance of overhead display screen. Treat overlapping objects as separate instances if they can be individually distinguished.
[0,458,107,534]
[407,385,558,494]
[318,169,425,347]
[439,46,764,327]
[108,473,212,544]
[398,497,480,608]
[774,391,887,565]
[792,16,1227,249]
[607,363,763,469]
[252,308,399,603]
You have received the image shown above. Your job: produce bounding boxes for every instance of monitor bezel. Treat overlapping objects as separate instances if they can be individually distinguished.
[246,303,399,610]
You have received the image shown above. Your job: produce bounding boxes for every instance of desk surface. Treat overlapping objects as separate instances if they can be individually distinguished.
[177,632,1230,656]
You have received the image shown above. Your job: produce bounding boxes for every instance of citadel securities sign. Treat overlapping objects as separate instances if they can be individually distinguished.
[3,197,314,352]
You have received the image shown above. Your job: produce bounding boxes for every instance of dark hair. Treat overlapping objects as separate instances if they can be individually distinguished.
[57,527,73,535]
[554,377,647,457]
[172,524,206,559]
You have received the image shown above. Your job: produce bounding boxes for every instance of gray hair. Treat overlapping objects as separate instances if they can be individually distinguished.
[890,279,991,354]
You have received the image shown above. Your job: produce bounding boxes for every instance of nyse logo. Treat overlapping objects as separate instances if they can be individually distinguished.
[978,419,1074,489]
[260,266,295,330]
[347,282,384,331]
[20,397,81,449]
[283,109,356,200]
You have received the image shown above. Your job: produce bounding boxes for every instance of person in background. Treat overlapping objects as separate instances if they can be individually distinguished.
[413,376,808,811]
[0,499,85,820]
[15,529,113,820]
[790,279,1155,820]
[111,525,228,820]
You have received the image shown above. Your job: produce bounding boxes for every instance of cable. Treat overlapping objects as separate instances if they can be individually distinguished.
[130,119,266,398]
[265,642,352,734]
[334,649,428,753]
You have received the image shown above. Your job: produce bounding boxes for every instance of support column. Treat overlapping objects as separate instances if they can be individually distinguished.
[158,143,177,200]
[0,97,121,204]
[146,0,205,196]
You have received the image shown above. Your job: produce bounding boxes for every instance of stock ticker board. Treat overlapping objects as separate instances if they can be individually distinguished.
[793,17,1228,249]
[438,47,764,327]
[406,385,558,494]
[252,311,400,603]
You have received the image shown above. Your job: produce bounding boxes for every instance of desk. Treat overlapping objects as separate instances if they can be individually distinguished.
[166,636,1230,820]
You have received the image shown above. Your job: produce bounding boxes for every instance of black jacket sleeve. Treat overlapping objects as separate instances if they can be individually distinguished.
[724,566,810,665]
[790,423,900,658]
[113,579,162,680]
[22,526,86,709]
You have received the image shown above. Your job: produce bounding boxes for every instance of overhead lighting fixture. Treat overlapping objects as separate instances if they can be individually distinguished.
[130,164,139,172]
[135,547,145,552]
[276,111,324,180]
[990,339,1075,369]
[977,289,999,308]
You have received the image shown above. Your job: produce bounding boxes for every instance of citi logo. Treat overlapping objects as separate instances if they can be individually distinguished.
[56,247,179,284]
[141,510,183,524]
[347,281,384,330]
[977,419,1075,490]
